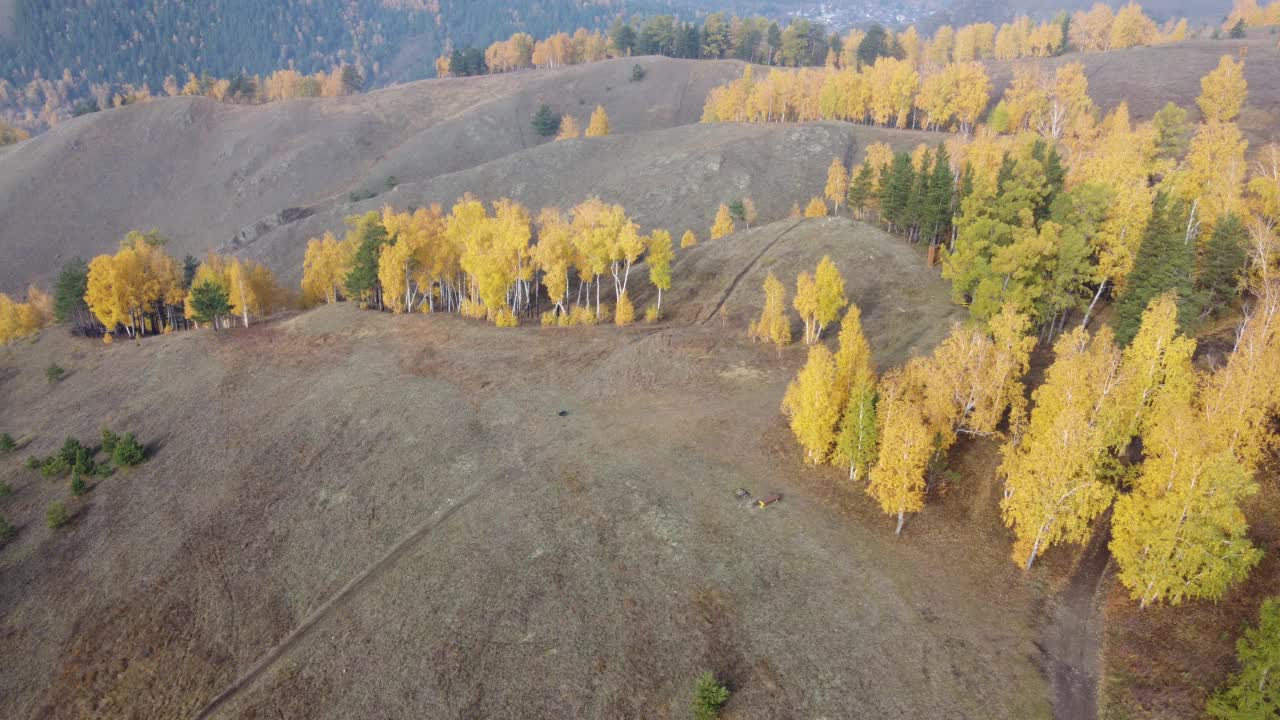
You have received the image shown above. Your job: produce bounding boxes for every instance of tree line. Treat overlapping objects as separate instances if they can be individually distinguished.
[783,54,1271,356]
[0,0,631,136]
[301,197,677,328]
[758,48,1280,615]
[772,252,1278,608]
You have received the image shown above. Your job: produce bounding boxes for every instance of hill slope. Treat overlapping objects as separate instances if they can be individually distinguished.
[0,219,1062,720]
[0,57,746,293]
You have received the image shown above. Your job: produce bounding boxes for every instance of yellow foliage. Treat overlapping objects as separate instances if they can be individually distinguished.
[680,230,698,248]
[825,158,848,211]
[614,290,635,326]
[750,272,791,350]
[782,345,841,464]
[586,105,610,137]
[867,362,934,534]
[1197,55,1248,123]
[557,115,581,140]
[711,204,735,239]
[999,326,1123,568]
[803,197,829,218]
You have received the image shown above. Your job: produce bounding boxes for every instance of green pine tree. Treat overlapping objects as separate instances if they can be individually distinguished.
[924,143,955,245]
[343,212,390,307]
[847,161,874,218]
[1114,192,1195,344]
[52,257,90,328]
[531,105,561,137]
[881,152,914,233]
[189,281,232,331]
[1196,213,1248,319]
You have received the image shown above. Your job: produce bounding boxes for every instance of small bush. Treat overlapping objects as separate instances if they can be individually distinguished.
[112,433,145,467]
[540,311,557,327]
[40,456,69,478]
[691,672,730,720]
[96,462,115,478]
[45,502,68,530]
[70,473,87,497]
[0,432,15,453]
[631,64,646,82]
[349,188,377,203]
[614,291,635,326]
[101,427,119,455]
[0,481,12,497]
[644,304,660,324]
[570,305,597,326]
[0,516,14,543]
[57,437,88,467]
[385,175,399,190]
[493,308,520,327]
[25,455,40,470]
[45,362,66,384]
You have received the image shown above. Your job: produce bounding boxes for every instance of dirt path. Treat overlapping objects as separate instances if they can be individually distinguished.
[1045,511,1113,720]
[194,476,501,719]
[698,220,803,324]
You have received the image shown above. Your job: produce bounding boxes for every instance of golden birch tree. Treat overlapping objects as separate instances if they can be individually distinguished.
[867,361,934,534]
[586,105,610,137]
[826,158,849,213]
[711,204,735,239]
[782,345,841,464]
[999,326,1123,569]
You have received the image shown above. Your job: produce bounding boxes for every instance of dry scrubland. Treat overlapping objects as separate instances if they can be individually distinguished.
[0,219,1060,719]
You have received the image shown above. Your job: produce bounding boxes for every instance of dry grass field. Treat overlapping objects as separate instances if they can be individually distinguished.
[0,218,1065,719]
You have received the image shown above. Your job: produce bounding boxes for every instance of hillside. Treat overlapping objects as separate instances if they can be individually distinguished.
[0,57,748,294]
[0,218,1066,720]
[985,34,1280,147]
[10,35,1280,296]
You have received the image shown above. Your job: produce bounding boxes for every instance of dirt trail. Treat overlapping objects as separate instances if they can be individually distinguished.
[194,476,503,719]
[698,220,803,325]
[1045,511,1113,720]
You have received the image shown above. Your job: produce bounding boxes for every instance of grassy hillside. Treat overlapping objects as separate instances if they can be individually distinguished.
[0,57,747,294]
[986,34,1280,147]
[0,219,1066,720]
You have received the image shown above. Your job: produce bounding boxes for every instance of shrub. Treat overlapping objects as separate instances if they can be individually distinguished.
[540,311,557,327]
[112,433,145,467]
[631,64,646,82]
[101,427,119,455]
[0,432,14,453]
[0,481,11,497]
[644,304,660,323]
[0,516,14,542]
[494,308,520,327]
[45,502,68,530]
[45,362,65,384]
[615,291,635,326]
[25,455,40,470]
[349,188,377,203]
[691,672,730,720]
[1208,597,1280,718]
[40,456,69,478]
[95,461,114,478]
[70,473,87,497]
[570,305,596,326]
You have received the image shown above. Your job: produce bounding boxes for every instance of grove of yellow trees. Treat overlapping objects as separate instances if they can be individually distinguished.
[0,286,53,345]
[301,197,679,328]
